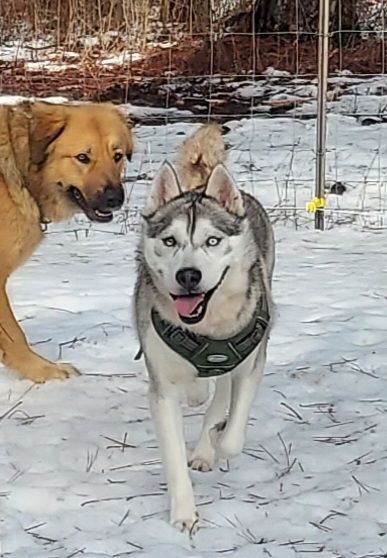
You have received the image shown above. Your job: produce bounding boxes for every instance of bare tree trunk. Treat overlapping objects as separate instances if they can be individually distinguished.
[230,0,366,44]
[160,0,212,33]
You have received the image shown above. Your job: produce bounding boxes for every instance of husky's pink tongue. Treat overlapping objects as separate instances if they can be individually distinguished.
[174,294,204,317]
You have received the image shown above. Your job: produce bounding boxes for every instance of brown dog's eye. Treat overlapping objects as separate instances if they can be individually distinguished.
[114,152,123,163]
[76,153,90,164]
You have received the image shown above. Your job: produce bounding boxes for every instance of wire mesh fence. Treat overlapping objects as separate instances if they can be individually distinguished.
[0,0,386,230]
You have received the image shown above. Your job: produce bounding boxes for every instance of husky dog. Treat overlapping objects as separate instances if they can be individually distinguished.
[134,124,275,533]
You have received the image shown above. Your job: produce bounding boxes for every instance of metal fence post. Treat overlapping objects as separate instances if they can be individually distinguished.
[315,0,330,230]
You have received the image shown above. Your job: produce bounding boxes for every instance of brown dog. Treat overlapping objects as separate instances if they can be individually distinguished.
[0,101,133,382]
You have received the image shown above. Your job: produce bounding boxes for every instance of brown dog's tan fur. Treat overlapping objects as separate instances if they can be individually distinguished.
[0,101,133,382]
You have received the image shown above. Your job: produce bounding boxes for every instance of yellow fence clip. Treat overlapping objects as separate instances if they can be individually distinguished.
[306,197,326,213]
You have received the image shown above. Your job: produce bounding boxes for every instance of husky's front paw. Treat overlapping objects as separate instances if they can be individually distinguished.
[189,441,216,472]
[188,455,214,472]
[171,497,199,534]
[189,421,227,471]
[171,511,199,535]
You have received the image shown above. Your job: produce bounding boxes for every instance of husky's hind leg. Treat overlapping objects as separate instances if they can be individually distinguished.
[217,337,268,460]
[188,375,231,471]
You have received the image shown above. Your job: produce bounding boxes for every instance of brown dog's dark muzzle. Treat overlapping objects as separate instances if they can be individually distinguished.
[68,183,125,223]
[95,184,124,212]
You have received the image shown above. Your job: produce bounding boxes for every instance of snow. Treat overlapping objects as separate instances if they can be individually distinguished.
[1,99,387,557]
[100,53,143,66]
[231,75,387,122]
[0,95,72,105]
[0,39,143,71]
[0,39,53,62]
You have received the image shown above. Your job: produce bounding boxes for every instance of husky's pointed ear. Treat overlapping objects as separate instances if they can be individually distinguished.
[144,161,182,215]
[206,163,244,216]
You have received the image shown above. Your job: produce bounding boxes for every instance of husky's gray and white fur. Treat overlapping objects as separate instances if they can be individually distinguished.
[134,123,275,533]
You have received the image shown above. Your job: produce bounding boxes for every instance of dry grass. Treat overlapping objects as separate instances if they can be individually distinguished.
[0,0,226,51]
[0,0,154,50]
[1,0,385,57]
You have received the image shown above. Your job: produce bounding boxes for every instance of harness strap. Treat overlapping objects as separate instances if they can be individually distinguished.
[150,297,270,378]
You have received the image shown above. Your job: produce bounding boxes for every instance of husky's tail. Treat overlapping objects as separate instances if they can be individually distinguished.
[176,123,226,191]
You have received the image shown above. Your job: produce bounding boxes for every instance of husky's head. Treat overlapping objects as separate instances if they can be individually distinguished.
[142,162,248,325]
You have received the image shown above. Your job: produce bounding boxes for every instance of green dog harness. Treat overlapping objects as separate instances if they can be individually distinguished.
[150,297,270,378]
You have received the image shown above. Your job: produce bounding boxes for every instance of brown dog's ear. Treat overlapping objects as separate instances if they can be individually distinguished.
[29,102,67,165]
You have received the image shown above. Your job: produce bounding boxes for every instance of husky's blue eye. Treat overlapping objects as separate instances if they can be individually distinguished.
[206,236,222,247]
[162,236,177,247]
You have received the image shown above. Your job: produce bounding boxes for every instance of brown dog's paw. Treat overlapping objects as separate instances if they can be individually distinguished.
[25,362,80,383]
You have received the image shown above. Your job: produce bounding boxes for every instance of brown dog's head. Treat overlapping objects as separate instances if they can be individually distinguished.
[28,102,133,223]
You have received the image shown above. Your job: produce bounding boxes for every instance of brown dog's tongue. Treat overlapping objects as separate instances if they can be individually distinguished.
[174,294,204,317]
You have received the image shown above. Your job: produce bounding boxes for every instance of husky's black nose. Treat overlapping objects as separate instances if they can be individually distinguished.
[176,267,202,291]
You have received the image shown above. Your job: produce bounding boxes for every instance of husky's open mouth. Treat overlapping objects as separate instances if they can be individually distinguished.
[68,186,114,223]
[171,267,229,325]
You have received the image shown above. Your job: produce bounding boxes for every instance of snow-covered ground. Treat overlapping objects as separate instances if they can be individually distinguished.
[0,39,143,71]
[1,107,387,557]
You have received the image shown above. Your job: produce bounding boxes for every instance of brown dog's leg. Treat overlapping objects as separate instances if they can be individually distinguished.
[0,279,79,382]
